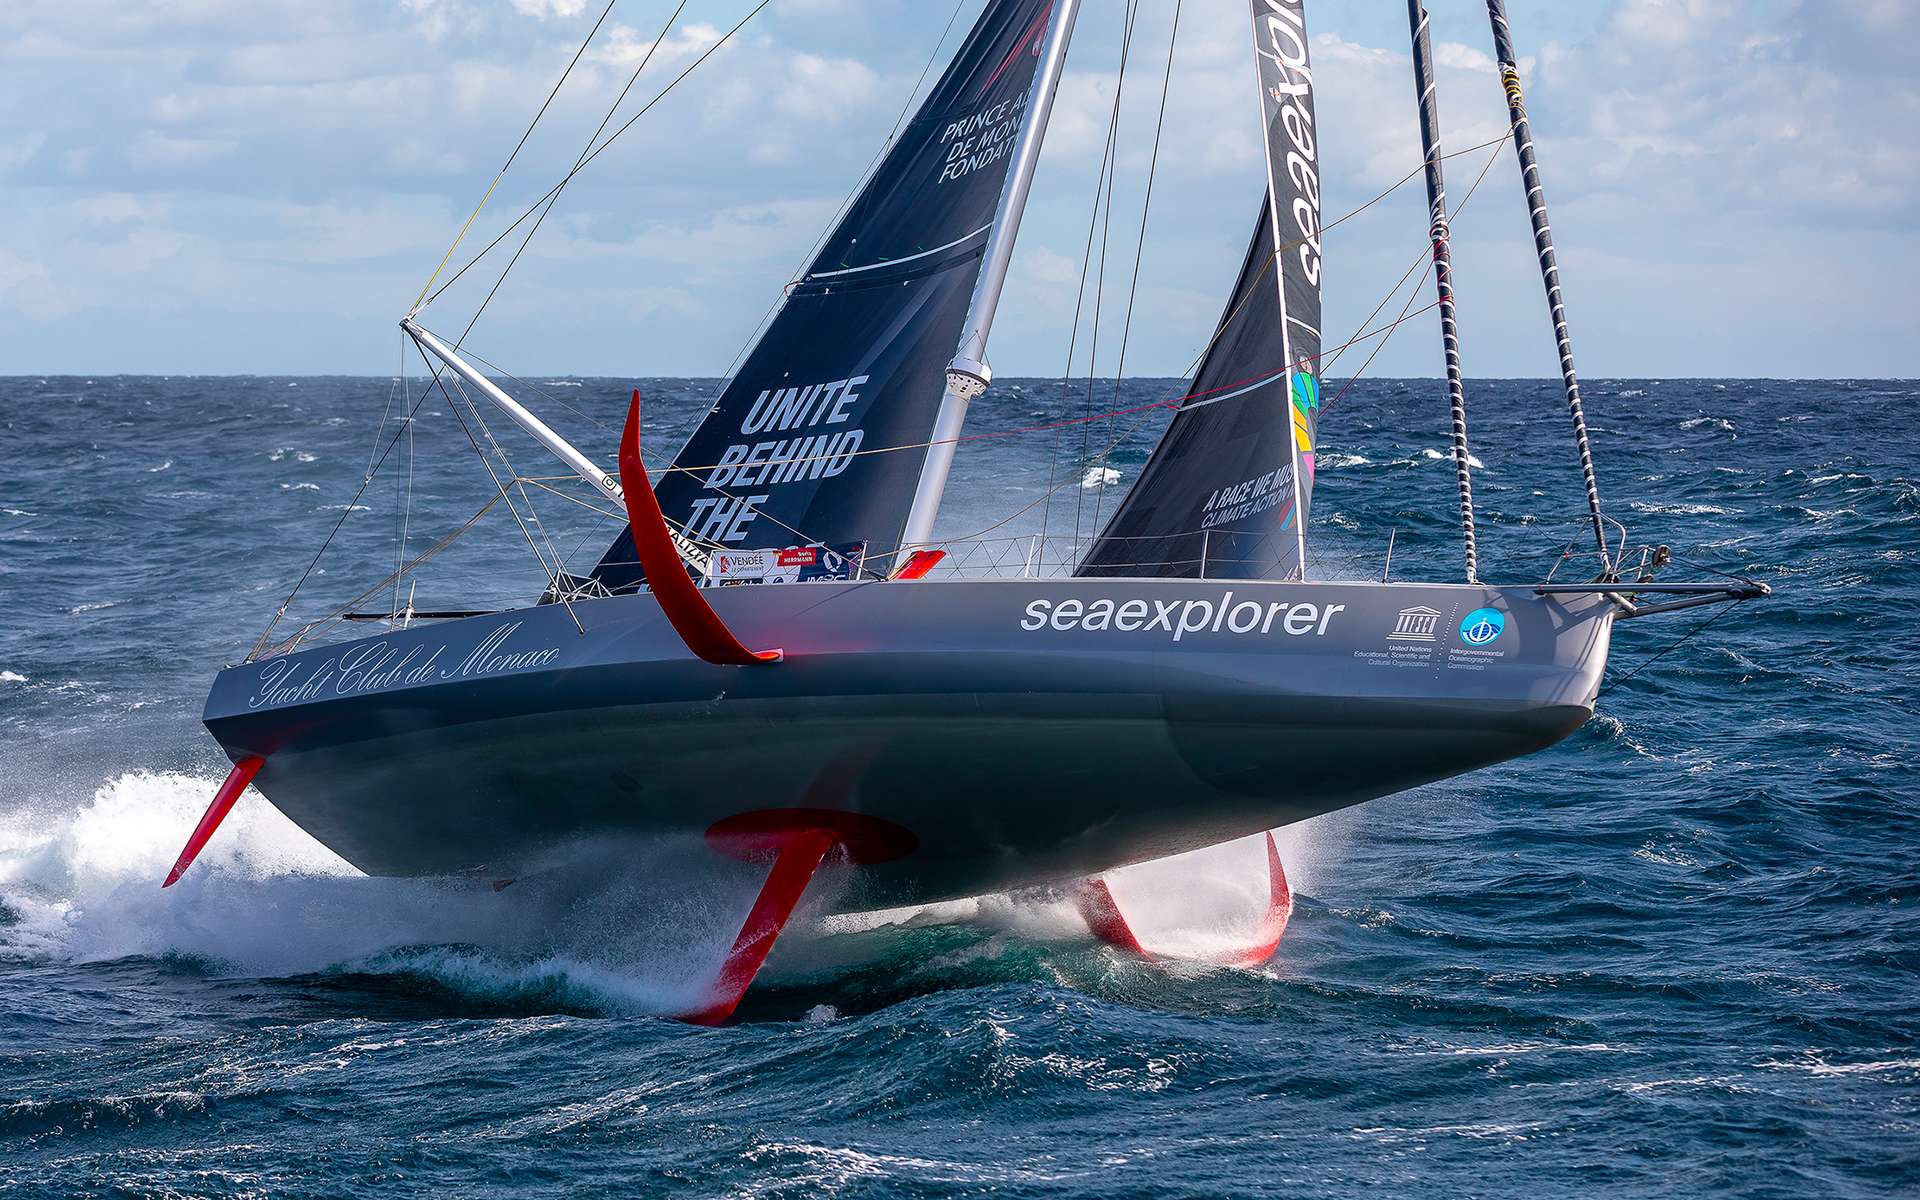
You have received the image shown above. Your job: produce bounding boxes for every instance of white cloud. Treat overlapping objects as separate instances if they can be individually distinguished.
[512,0,590,18]
[0,0,1911,376]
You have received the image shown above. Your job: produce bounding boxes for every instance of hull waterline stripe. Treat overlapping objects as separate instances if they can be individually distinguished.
[618,390,781,666]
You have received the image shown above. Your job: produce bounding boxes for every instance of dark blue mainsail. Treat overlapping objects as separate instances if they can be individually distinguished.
[591,0,1052,590]
[1079,0,1322,581]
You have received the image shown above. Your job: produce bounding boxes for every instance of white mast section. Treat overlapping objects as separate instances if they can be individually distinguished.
[899,0,1084,551]
[403,319,710,574]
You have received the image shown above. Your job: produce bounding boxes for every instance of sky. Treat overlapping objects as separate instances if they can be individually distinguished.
[1,0,1915,379]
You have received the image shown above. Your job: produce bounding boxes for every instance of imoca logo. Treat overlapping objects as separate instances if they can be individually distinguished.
[1458,607,1506,646]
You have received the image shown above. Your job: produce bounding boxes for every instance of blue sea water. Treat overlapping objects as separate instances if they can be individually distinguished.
[0,375,1915,1197]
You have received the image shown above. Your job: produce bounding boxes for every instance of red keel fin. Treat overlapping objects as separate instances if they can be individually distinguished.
[681,830,836,1026]
[1073,832,1292,967]
[162,756,265,888]
[617,388,780,666]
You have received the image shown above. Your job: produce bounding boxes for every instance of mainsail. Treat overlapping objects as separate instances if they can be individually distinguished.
[1080,0,1322,580]
[592,0,1054,590]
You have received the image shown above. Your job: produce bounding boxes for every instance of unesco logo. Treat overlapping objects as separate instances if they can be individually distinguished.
[1458,607,1507,646]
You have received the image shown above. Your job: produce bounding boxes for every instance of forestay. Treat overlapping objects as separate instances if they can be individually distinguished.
[1079,0,1322,581]
[591,0,1054,590]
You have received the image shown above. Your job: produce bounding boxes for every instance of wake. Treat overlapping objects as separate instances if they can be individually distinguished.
[0,770,1349,1017]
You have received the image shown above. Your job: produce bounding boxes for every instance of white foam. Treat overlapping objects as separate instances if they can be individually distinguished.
[828,817,1351,964]
[1628,500,1738,516]
[1417,448,1485,469]
[0,670,25,684]
[1080,466,1121,489]
[0,771,773,1014]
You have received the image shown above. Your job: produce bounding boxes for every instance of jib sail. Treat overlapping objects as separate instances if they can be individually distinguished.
[1079,0,1322,580]
[592,0,1055,590]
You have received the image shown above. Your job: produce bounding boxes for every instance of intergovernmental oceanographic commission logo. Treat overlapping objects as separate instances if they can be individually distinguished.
[1458,607,1506,646]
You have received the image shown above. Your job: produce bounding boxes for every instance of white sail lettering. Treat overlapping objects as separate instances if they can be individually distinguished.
[820,429,863,478]
[706,443,750,489]
[826,375,866,423]
[772,385,816,430]
[740,388,782,436]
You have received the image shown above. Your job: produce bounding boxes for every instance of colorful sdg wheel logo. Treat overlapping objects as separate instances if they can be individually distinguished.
[1458,607,1507,646]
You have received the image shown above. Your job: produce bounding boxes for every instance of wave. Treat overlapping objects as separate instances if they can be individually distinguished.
[1628,500,1739,516]
[1417,448,1486,469]
[0,670,25,684]
[0,771,819,1015]
[0,770,1344,1017]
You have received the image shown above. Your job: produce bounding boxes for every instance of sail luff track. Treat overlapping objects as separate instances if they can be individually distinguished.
[1407,0,1480,583]
[1485,0,1610,573]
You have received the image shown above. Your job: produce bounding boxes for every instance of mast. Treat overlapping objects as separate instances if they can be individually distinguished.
[899,0,1084,550]
[1406,0,1479,584]
[1485,0,1610,574]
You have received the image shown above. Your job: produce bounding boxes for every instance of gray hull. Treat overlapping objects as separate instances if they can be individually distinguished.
[202,578,1612,908]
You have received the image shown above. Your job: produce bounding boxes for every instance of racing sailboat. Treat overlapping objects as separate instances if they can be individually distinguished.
[171,0,1764,1022]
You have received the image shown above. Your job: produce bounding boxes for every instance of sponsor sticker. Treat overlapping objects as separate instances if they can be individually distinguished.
[1388,605,1441,643]
[706,542,865,586]
[1020,591,1344,642]
[1458,607,1507,646]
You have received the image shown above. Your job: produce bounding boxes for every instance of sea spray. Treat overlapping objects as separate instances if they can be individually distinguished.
[0,770,834,1014]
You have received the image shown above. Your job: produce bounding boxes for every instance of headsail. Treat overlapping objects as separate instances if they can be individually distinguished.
[1080,0,1321,580]
[592,0,1054,590]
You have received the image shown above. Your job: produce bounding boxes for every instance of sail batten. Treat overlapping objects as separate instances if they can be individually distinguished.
[590,0,1055,591]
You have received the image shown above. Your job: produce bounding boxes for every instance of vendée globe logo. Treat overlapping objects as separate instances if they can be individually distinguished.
[1458,607,1507,646]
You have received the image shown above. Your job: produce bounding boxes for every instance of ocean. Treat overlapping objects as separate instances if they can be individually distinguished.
[1,375,1914,1197]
